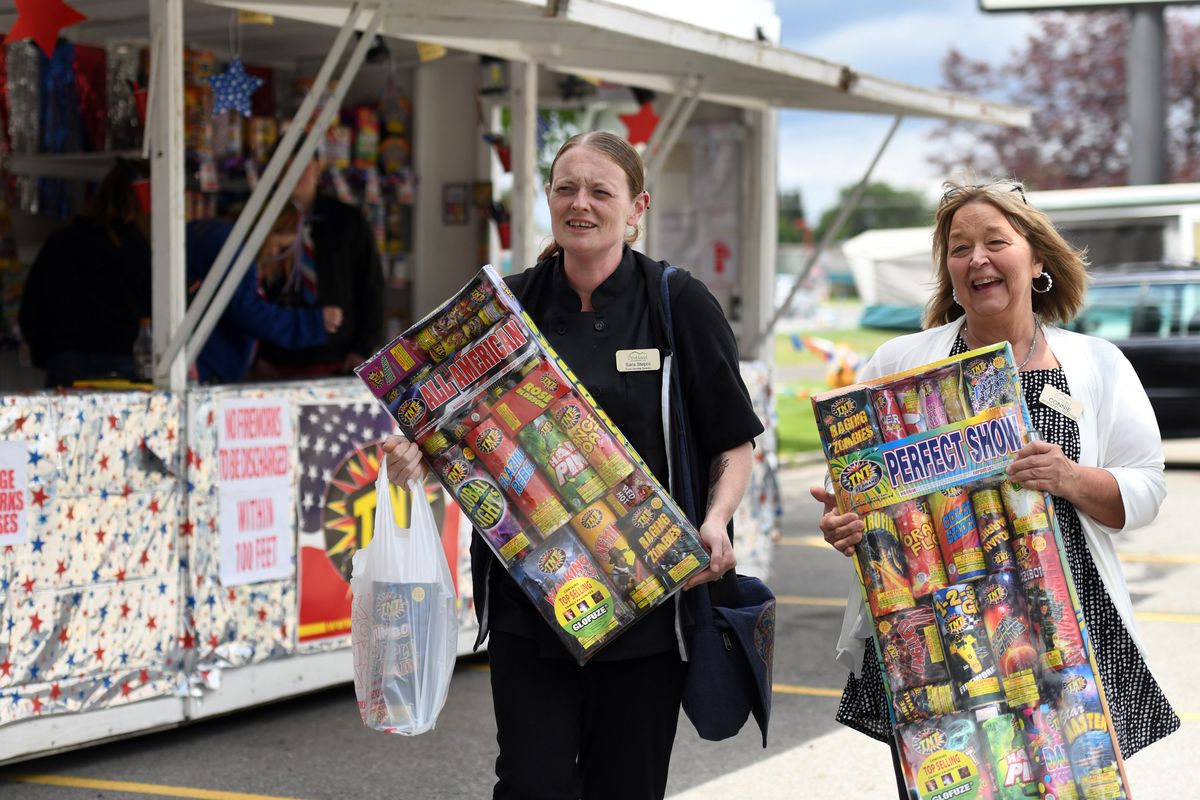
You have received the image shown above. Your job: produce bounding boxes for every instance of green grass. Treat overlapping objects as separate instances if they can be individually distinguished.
[773,327,899,457]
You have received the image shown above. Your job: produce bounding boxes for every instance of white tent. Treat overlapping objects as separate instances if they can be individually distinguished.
[842,227,936,306]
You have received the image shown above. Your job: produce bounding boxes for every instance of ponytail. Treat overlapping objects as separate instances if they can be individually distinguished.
[536,240,562,263]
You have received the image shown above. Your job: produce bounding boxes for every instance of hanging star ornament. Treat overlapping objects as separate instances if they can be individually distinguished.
[3,0,88,58]
[619,101,660,146]
[207,58,264,118]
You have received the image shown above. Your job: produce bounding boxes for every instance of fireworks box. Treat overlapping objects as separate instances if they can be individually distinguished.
[813,343,1130,800]
[355,266,709,664]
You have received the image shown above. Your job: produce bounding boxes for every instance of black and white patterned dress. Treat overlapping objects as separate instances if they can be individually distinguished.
[835,335,1180,758]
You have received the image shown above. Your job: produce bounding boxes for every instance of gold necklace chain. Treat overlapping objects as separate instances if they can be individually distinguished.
[962,318,1041,371]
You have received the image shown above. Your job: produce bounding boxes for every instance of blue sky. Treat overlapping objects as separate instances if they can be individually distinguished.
[771,1,1039,220]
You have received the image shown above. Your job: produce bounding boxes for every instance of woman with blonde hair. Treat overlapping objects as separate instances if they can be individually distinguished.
[811,179,1178,797]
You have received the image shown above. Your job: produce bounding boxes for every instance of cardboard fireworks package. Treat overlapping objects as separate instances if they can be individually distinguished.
[355,266,709,663]
[813,343,1130,800]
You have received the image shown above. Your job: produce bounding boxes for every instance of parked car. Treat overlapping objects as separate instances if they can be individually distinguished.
[1065,265,1200,439]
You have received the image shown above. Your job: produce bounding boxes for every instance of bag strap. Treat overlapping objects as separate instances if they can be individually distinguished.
[660,267,716,624]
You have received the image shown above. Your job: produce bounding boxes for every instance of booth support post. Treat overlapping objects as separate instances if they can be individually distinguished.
[739,107,777,363]
[149,0,187,389]
[509,59,539,272]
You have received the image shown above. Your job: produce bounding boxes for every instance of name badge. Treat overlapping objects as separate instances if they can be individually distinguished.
[615,349,661,373]
[1039,384,1082,422]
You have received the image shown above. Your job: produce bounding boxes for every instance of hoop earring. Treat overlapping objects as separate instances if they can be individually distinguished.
[1032,271,1053,294]
[952,288,960,305]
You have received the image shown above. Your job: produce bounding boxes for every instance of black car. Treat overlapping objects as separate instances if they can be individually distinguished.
[1065,266,1200,439]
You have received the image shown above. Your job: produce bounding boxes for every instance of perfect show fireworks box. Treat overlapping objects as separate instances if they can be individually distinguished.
[355,266,709,664]
[813,343,1130,800]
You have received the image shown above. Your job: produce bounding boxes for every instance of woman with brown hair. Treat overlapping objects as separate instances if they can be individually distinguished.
[384,131,764,800]
[811,179,1179,797]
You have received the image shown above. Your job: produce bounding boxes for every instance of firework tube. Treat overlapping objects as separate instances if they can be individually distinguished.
[929,487,987,582]
[422,298,508,362]
[465,416,569,537]
[605,471,657,514]
[612,495,708,589]
[933,583,1005,709]
[814,389,882,459]
[570,500,664,609]
[963,351,1020,413]
[550,394,634,486]
[919,377,950,428]
[489,358,571,435]
[893,380,926,435]
[893,682,957,724]
[1011,530,1086,670]
[426,442,534,562]
[898,712,996,800]
[973,487,1018,573]
[892,497,949,598]
[1021,703,1080,800]
[1057,666,1124,799]
[413,282,497,359]
[936,365,972,423]
[877,603,948,691]
[517,413,607,511]
[980,711,1041,799]
[858,510,916,617]
[979,571,1041,708]
[871,388,907,442]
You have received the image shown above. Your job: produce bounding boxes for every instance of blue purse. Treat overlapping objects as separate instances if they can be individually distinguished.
[660,266,775,747]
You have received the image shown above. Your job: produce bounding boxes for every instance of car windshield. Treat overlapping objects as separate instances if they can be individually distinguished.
[1070,278,1200,339]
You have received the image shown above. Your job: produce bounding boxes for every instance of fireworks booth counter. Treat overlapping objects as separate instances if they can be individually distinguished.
[0,0,1025,764]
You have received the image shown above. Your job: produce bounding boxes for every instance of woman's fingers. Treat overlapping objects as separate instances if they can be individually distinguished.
[811,485,860,556]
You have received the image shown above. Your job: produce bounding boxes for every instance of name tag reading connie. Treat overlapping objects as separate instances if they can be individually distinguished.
[615,349,661,373]
[1039,383,1083,422]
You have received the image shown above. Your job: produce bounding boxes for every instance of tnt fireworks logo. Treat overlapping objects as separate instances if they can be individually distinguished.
[578,507,604,530]
[831,396,859,418]
[540,373,561,393]
[538,547,567,575]
[632,506,654,529]
[912,726,948,755]
[474,427,503,454]
[397,397,426,427]
[443,459,469,485]
[983,581,1010,605]
[555,402,582,428]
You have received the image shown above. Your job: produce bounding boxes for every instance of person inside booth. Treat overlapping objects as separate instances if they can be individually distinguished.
[19,158,152,388]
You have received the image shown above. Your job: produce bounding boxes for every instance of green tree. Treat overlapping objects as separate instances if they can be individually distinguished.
[813,182,933,242]
[778,190,809,244]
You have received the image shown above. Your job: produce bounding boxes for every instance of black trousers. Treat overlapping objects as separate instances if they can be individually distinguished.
[487,630,686,800]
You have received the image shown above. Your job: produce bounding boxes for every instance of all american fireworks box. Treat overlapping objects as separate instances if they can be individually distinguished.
[355,266,709,664]
[813,344,1130,800]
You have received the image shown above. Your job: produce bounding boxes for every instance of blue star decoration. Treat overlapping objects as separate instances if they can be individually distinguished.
[206,58,264,118]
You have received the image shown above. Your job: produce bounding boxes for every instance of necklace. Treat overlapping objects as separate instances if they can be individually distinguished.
[962,318,1041,371]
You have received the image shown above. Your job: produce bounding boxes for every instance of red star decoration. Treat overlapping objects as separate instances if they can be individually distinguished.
[146,616,157,631]
[22,576,35,593]
[619,101,660,146]
[139,669,150,683]
[95,528,107,544]
[179,520,194,537]
[115,568,126,582]
[257,608,268,622]
[179,632,196,649]
[228,589,236,602]
[66,504,75,520]
[31,695,43,713]
[93,645,105,662]
[122,483,132,499]
[185,448,196,467]
[30,613,43,632]
[108,415,119,430]
[139,550,150,567]
[208,634,220,650]
[31,486,48,507]
[166,427,175,441]
[0,659,11,677]
[50,683,62,700]
[56,560,67,577]
[207,410,214,426]
[3,0,87,58]
[120,602,131,619]
[121,681,132,697]
[58,627,69,644]
[149,498,160,514]
[280,623,288,638]
[57,437,66,453]
[98,455,109,471]
[13,415,27,431]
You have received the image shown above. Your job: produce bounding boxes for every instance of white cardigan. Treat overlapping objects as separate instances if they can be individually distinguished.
[835,321,1167,675]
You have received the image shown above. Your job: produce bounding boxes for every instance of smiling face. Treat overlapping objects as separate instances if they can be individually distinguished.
[546,145,647,264]
[946,200,1043,329]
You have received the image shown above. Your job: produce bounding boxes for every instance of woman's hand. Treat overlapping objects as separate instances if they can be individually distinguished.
[382,434,424,487]
[322,306,343,333]
[810,485,862,557]
[1006,440,1077,497]
[684,518,737,590]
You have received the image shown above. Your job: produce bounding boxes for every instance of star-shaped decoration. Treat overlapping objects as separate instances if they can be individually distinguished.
[3,0,86,58]
[619,101,660,146]
[207,58,264,118]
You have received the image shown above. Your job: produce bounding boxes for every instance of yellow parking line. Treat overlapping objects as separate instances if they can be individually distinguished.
[779,536,830,549]
[777,595,849,608]
[773,683,842,698]
[1180,712,1200,723]
[1135,611,1200,624]
[0,774,301,800]
[1118,552,1200,565]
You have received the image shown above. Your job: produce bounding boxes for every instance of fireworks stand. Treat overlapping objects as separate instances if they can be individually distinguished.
[0,0,1027,764]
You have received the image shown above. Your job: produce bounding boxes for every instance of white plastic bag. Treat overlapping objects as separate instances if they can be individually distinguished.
[351,468,457,735]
